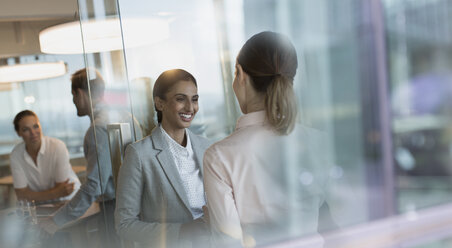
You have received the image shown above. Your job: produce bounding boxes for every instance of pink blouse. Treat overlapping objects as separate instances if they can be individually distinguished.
[204,111,327,246]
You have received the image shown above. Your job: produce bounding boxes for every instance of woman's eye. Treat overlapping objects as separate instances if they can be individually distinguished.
[176,98,184,102]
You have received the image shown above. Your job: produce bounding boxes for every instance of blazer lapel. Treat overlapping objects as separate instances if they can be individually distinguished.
[151,128,191,212]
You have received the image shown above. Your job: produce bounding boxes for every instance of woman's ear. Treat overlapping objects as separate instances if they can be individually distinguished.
[237,64,253,88]
[236,64,246,85]
[154,97,164,111]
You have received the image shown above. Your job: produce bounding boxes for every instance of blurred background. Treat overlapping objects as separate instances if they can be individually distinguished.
[2,0,452,247]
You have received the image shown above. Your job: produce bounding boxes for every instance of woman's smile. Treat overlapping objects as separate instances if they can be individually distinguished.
[179,113,194,121]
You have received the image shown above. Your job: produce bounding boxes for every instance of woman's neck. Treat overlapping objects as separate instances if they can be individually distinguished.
[244,92,265,114]
[243,80,265,114]
[25,142,41,165]
[161,123,187,146]
[245,101,265,114]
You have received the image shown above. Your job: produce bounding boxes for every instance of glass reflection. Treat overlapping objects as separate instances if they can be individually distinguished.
[384,0,452,214]
[0,0,452,247]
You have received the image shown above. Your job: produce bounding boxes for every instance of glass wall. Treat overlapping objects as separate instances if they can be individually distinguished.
[116,0,239,140]
[384,0,452,213]
[1,0,452,247]
[115,0,384,241]
[0,54,88,155]
[213,0,391,226]
[0,0,88,187]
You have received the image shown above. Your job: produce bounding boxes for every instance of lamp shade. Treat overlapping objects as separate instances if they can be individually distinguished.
[0,61,67,83]
[39,18,170,54]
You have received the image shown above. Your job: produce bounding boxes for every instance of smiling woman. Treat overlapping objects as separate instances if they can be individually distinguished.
[153,69,199,144]
[115,69,212,247]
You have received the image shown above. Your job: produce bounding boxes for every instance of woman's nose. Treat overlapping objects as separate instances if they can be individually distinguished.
[185,101,193,112]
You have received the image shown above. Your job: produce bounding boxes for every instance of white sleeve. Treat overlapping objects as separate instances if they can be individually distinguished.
[53,140,72,183]
[53,140,81,200]
[10,150,28,189]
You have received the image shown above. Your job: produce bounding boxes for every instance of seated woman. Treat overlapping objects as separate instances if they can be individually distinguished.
[204,32,328,247]
[10,110,81,202]
[115,69,211,247]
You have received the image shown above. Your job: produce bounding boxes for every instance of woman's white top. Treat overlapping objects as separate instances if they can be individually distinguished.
[160,126,206,218]
[10,136,81,200]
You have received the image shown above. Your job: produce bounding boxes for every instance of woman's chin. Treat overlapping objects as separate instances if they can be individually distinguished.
[181,122,192,128]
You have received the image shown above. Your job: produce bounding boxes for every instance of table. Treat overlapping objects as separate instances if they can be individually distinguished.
[0,165,85,186]
[72,165,86,175]
[0,202,100,248]
[0,175,14,207]
[60,202,101,248]
[0,175,12,185]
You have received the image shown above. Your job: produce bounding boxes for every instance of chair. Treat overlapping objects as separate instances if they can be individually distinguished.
[107,123,133,190]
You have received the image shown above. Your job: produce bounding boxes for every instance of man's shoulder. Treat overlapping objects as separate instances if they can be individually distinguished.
[83,123,108,142]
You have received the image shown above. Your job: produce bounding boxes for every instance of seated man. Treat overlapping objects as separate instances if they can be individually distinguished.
[10,110,80,202]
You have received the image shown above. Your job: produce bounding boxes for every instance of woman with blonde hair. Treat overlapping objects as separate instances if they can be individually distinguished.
[204,32,326,247]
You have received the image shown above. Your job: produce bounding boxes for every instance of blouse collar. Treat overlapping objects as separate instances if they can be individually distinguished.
[38,135,46,155]
[159,125,193,154]
[235,110,267,131]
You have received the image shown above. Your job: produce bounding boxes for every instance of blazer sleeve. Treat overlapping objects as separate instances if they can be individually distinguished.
[115,143,182,246]
[53,126,111,226]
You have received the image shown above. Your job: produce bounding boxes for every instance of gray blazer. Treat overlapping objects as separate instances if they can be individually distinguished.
[115,127,211,247]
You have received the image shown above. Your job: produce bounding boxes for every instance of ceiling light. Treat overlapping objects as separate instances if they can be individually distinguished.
[39,17,170,54]
[24,95,36,104]
[0,61,67,83]
[0,83,15,91]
